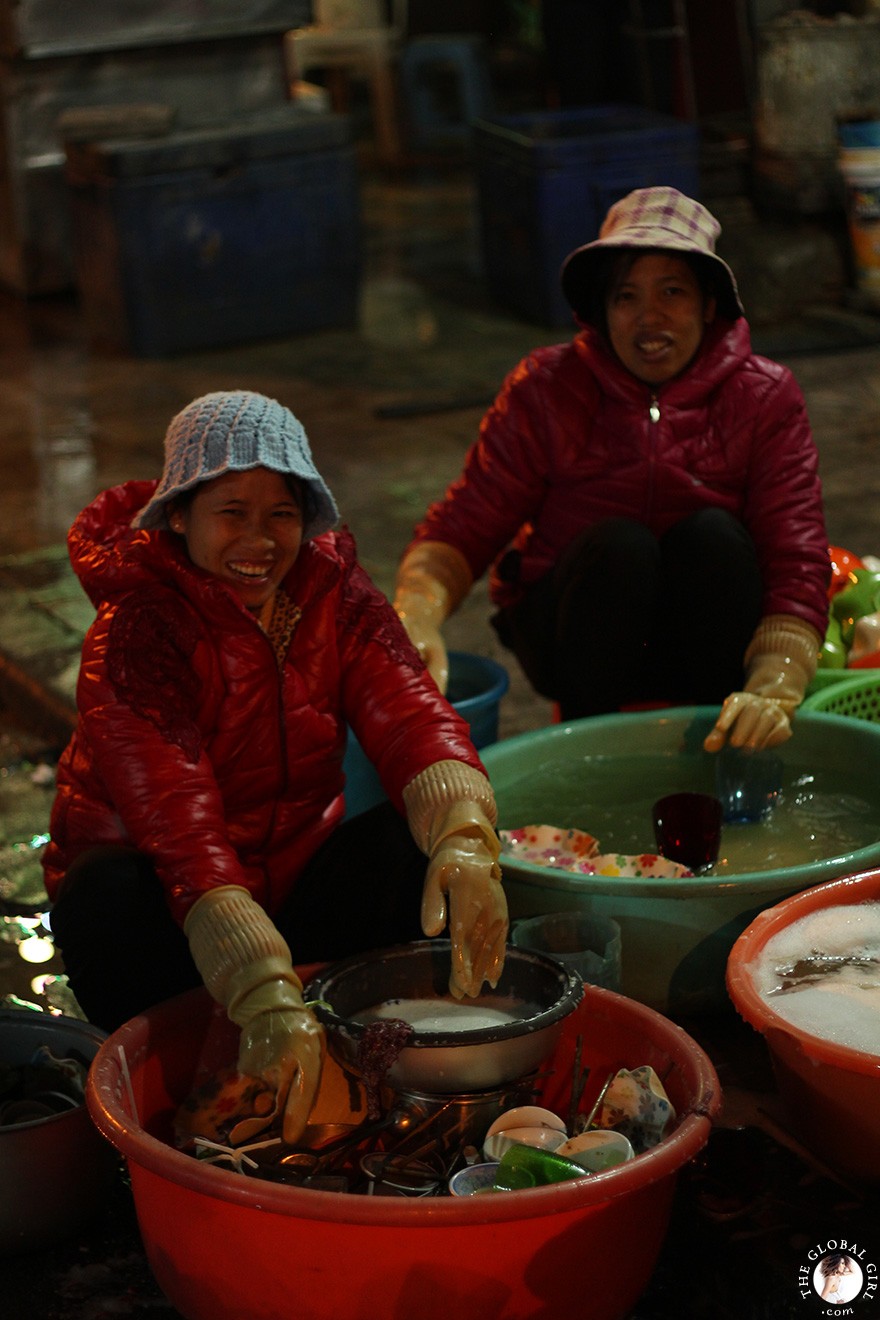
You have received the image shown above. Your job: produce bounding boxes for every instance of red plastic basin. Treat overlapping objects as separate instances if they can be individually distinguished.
[87,982,719,1320]
[727,867,880,1185]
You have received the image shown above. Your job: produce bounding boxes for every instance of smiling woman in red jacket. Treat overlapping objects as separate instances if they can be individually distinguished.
[394,187,830,754]
[44,390,507,1144]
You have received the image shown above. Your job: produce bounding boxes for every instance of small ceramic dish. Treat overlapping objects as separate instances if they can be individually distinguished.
[598,1066,676,1152]
[499,826,599,869]
[555,1129,635,1173]
[574,853,694,878]
[448,1162,500,1197]
[482,1105,568,1162]
[499,830,693,879]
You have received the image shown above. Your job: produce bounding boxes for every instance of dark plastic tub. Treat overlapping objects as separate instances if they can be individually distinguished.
[0,1011,116,1255]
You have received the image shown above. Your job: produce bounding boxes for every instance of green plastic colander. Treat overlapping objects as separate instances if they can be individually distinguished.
[802,671,880,721]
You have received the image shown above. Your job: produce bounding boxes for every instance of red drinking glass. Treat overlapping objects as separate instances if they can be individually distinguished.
[652,791,723,872]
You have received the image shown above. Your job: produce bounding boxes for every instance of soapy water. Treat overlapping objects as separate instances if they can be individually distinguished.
[750,901,880,1056]
[354,998,527,1035]
[496,756,880,875]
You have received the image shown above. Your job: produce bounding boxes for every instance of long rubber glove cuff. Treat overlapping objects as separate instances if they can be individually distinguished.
[403,764,507,998]
[402,760,498,855]
[393,542,473,693]
[184,886,324,1143]
[703,615,822,753]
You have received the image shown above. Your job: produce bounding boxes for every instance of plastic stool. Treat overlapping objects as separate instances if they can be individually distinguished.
[399,34,493,149]
[284,19,403,164]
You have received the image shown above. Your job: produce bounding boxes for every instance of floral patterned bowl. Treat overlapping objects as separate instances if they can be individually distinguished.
[500,827,693,879]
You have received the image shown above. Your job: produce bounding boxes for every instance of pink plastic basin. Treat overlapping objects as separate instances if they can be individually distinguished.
[727,867,880,1184]
[87,982,719,1320]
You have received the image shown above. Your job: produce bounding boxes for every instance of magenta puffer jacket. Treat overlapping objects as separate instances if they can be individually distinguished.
[411,318,830,637]
[43,481,483,924]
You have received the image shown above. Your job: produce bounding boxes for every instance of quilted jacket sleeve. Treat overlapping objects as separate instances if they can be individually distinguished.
[332,550,487,810]
[739,361,830,637]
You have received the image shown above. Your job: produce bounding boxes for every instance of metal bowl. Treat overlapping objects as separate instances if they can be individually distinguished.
[305,940,583,1093]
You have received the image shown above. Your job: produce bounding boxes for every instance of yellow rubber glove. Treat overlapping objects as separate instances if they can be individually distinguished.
[703,615,822,753]
[393,541,473,694]
[404,761,508,998]
[184,886,324,1144]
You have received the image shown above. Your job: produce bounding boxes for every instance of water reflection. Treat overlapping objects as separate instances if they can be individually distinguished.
[33,404,96,540]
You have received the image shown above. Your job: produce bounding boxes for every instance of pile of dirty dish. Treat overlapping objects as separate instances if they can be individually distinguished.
[173,1055,676,1200]
[447,1067,673,1197]
[169,941,675,1199]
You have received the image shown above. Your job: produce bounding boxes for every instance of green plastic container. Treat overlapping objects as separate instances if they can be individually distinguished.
[802,670,880,721]
[481,707,880,1015]
[806,665,880,695]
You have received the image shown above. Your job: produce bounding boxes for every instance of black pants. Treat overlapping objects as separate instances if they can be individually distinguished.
[49,802,427,1033]
[492,510,764,721]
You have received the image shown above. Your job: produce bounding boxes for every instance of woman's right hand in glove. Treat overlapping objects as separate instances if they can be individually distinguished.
[184,886,324,1145]
[234,978,325,1144]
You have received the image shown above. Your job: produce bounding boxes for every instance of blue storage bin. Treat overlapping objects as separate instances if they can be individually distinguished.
[839,119,880,149]
[65,108,361,356]
[474,103,701,327]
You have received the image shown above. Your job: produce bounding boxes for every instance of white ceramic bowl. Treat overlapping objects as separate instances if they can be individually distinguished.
[556,1130,635,1173]
[482,1105,568,1161]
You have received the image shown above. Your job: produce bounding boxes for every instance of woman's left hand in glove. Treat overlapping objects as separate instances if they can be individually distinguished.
[421,831,508,999]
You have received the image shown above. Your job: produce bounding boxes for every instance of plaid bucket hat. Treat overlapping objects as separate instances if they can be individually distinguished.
[133,391,338,540]
[561,187,744,323]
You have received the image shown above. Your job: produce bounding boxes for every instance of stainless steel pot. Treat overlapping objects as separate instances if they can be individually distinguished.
[306,941,583,1093]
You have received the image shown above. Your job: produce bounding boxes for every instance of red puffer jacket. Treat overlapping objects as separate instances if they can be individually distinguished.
[43,481,483,924]
[411,318,830,636]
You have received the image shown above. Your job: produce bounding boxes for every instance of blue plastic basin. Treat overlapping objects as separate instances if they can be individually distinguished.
[343,651,509,818]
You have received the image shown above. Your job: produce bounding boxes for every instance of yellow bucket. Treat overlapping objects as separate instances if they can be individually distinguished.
[839,146,880,306]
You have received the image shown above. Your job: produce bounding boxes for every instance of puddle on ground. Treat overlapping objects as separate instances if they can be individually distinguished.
[0,758,53,908]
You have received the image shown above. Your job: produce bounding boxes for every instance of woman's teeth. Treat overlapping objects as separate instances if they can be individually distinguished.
[229,562,270,579]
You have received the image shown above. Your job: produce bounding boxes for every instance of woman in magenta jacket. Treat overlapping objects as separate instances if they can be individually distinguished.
[45,390,507,1145]
[394,187,830,753]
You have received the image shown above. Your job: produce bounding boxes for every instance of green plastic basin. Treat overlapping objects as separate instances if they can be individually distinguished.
[481,707,880,1015]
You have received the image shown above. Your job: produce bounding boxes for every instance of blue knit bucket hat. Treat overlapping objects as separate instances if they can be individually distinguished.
[133,391,338,540]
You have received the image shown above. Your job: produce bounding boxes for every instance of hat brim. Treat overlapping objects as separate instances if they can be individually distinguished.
[132,460,338,541]
[561,237,744,323]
